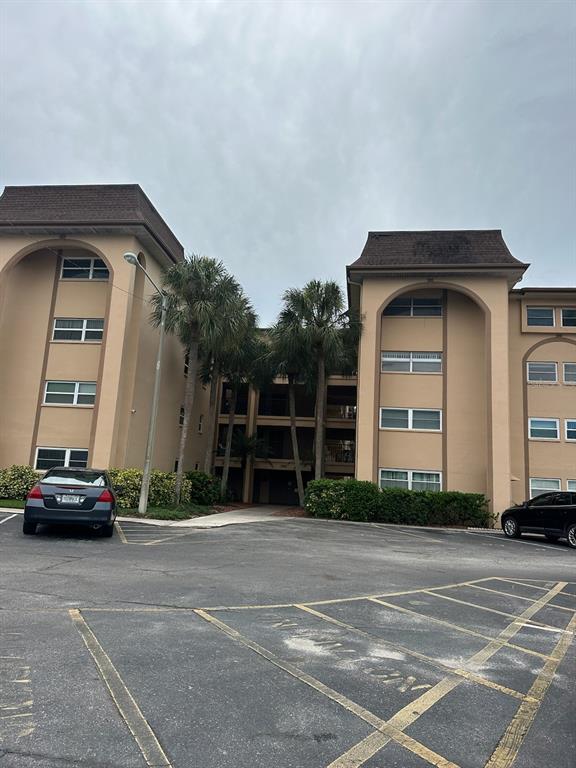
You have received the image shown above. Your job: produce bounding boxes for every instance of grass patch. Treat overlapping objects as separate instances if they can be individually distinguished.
[119,503,214,520]
[0,499,25,509]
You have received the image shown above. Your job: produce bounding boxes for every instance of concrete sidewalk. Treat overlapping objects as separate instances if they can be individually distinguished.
[0,505,292,528]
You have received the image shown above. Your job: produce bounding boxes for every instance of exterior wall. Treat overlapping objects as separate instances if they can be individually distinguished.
[0,233,190,473]
[508,294,576,501]
[355,275,513,516]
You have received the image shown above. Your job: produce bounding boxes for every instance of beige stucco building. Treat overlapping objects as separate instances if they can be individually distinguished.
[0,187,574,514]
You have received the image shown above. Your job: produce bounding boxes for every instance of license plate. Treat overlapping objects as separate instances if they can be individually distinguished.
[57,494,82,505]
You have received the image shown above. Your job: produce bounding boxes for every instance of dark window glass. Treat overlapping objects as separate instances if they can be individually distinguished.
[380,408,409,429]
[62,259,91,279]
[383,298,412,316]
[412,298,442,317]
[35,448,66,470]
[527,307,554,327]
[530,493,557,507]
[412,409,441,430]
[562,309,576,327]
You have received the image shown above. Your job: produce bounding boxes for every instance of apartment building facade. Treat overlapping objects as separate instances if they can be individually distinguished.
[349,231,575,515]
[1,186,574,513]
[0,185,189,473]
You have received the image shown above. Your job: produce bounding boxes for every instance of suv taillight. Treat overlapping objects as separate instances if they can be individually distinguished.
[27,485,43,500]
[98,489,114,503]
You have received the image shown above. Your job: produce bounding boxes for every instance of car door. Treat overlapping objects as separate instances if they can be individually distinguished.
[524,493,561,532]
[548,493,575,534]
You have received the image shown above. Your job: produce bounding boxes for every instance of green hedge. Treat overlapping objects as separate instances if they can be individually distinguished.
[0,465,39,499]
[107,469,192,509]
[185,471,221,506]
[0,464,220,510]
[305,479,491,528]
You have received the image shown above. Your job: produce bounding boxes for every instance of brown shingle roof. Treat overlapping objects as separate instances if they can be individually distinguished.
[350,230,527,269]
[0,184,183,263]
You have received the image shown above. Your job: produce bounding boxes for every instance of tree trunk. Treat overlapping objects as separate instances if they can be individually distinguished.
[203,372,219,474]
[288,375,305,506]
[314,352,326,480]
[220,386,237,497]
[174,333,199,503]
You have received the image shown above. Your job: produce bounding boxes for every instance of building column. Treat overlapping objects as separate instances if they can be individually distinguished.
[485,285,513,519]
[90,254,135,469]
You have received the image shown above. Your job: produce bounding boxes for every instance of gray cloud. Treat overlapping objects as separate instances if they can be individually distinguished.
[1,0,574,323]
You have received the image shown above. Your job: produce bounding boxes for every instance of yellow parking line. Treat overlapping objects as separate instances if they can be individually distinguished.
[485,611,576,768]
[114,522,128,544]
[369,598,553,661]
[327,582,567,768]
[69,609,172,767]
[296,604,525,701]
[497,578,576,601]
[195,609,459,768]
[422,590,566,632]
[464,584,575,613]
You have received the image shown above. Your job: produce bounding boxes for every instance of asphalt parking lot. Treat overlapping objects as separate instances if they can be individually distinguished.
[0,511,574,768]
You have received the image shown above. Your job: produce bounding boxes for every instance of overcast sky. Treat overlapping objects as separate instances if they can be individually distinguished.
[1,0,575,324]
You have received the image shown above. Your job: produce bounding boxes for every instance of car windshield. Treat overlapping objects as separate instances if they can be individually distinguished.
[42,470,106,487]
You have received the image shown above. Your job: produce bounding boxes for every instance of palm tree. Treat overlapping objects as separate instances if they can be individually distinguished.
[278,281,361,480]
[150,256,245,503]
[268,322,312,506]
[219,323,271,497]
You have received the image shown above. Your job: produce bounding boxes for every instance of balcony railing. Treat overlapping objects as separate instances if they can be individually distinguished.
[326,405,357,420]
[325,441,355,463]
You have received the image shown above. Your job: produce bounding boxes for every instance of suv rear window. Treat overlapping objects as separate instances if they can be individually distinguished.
[42,470,107,487]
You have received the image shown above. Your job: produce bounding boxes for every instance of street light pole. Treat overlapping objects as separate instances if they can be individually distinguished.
[123,252,167,516]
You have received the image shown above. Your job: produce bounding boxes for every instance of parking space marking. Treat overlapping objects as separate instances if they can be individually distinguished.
[485,611,576,768]
[296,604,526,701]
[422,590,566,632]
[115,521,199,546]
[368,598,553,661]
[114,521,128,544]
[0,514,17,525]
[195,608,460,768]
[468,584,575,613]
[498,578,576,601]
[69,609,172,768]
[326,581,569,768]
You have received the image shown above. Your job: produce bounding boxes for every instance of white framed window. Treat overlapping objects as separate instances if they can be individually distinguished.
[52,318,104,342]
[561,308,576,327]
[529,477,561,498]
[383,297,442,317]
[179,406,185,427]
[528,418,559,440]
[380,408,442,431]
[564,363,576,384]
[565,419,576,442]
[61,257,109,280]
[568,480,576,492]
[526,307,554,327]
[35,447,89,471]
[526,361,557,383]
[198,414,204,434]
[44,381,96,406]
[381,351,442,374]
[379,468,442,492]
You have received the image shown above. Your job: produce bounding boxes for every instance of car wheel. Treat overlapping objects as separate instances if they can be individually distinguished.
[545,534,559,543]
[567,525,576,550]
[503,516,521,538]
[23,522,37,535]
[101,523,114,538]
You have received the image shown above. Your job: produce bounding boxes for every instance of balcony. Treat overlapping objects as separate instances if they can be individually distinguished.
[326,405,356,420]
[325,440,355,464]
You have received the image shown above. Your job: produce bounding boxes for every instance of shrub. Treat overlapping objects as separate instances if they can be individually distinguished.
[108,468,193,509]
[0,465,39,499]
[185,471,221,505]
[305,478,491,528]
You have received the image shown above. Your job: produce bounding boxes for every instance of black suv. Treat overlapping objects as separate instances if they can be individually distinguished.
[501,492,576,548]
[24,467,118,537]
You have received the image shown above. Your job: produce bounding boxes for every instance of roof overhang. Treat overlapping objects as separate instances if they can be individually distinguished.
[0,221,181,267]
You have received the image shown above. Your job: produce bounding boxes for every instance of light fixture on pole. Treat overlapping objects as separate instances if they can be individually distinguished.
[123,252,168,516]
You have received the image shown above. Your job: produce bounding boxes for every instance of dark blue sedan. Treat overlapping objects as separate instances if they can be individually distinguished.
[24,467,118,537]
